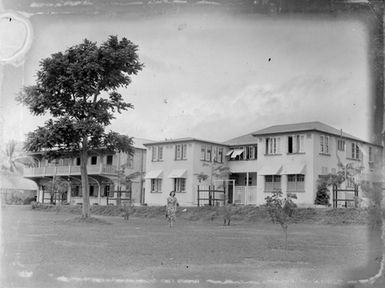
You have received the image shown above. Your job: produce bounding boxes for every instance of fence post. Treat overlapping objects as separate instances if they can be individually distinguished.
[223,186,226,206]
[197,186,200,207]
[333,185,337,208]
[209,186,212,206]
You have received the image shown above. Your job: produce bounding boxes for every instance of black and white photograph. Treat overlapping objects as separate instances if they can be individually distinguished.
[0,1,385,287]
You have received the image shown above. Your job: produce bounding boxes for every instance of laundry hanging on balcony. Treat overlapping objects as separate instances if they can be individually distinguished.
[227,149,244,159]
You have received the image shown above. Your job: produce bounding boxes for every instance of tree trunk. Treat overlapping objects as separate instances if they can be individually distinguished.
[80,147,90,218]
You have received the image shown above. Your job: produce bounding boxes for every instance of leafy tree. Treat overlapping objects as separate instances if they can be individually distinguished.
[195,172,209,183]
[195,159,231,205]
[115,162,145,205]
[265,191,297,251]
[196,161,231,187]
[17,36,143,218]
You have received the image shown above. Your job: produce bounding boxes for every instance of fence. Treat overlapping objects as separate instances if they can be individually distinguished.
[106,190,132,206]
[41,190,66,204]
[332,184,358,208]
[197,185,225,207]
[233,186,257,205]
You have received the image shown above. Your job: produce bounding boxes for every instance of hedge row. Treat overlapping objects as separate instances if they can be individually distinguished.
[32,203,370,225]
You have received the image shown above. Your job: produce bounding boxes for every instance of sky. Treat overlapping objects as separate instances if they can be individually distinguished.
[0,8,372,146]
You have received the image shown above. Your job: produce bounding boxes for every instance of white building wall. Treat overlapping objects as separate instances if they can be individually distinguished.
[145,142,195,206]
[251,133,314,206]
[145,141,229,207]
[192,143,228,205]
[143,133,381,207]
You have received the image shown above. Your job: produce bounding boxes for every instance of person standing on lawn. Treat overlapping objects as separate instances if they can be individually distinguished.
[166,191,178,227]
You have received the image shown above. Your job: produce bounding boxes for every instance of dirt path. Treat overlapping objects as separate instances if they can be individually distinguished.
[0,205,376,287]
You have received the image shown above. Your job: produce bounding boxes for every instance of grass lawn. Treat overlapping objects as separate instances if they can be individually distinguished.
[0,205,381,288]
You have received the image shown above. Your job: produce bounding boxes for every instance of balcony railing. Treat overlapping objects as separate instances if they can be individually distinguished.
[23,164,118,177]
[233,186,257,205]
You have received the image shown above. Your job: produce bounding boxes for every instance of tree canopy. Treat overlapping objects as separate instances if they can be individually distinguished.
[17,36,143,217]
[18,36,143,157]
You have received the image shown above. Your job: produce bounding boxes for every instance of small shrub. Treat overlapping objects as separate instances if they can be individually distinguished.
[314,182,330,206]
[6,194,24,205]
[265,191,297,250]
[23,196,36,205]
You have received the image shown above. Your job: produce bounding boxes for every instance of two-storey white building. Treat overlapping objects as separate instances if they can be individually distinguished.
[144,122,382,207]
[144,138,229,206]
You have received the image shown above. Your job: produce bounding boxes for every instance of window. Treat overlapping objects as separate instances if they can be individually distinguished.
[287,174,305,192]
[175,144,181,160]
[103,185,110,197]
[91,156,97,165]
[151,179,162,193]
[351,143,360,160]
[174,178,186,193]
[217,147,224,163]
[152,146,163,162]
[63,158,72,166]
[229,145,258,161]
[73,185,80,197]
[248,146,256,159]
[158,146,163,161]
[89,185,95,197]
[369,147,373,162]
[175,144,187,160]
[200,145,206,160]
[241,146,247,160]
[213,147,218,162]
[288,135,304,154]
[337,140,345,151]
[265,137,281,155]
[264,175,281,192]
[182,144,187,159]
[127,154,134,168]
[106,155,113,165]
[321,167,328,175]
[320,135,329,154]
[206,146,212,161]
[152,146,158,161]
[76,157,81,166]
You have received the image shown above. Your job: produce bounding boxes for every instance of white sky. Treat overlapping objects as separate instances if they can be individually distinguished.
[1,10,371,145]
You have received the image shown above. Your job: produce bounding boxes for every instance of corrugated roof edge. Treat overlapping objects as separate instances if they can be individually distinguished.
[224,121,382,147]
[249,121,382,147]
[143,137,229,147]
[132,137,154,150]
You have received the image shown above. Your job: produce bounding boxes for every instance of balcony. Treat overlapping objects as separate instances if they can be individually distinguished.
[23,164,118,178]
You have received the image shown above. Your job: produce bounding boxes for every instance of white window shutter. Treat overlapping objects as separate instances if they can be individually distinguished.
[300,135,304,152]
